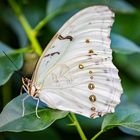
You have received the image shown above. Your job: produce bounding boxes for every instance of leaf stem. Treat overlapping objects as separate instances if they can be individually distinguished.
[69,113,87,140]
[14,47,33,54]
[90,130,104,140]
[8,0,42,56]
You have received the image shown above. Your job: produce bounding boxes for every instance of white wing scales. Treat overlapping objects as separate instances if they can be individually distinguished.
[32,6,123,118]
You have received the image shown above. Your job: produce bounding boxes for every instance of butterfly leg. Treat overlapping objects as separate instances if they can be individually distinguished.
[22,85,29,94]
[20,85,24,95]
[58,35,73,41]
[33,97,40,119]
[20,85,28,95]
[22,95,30,117]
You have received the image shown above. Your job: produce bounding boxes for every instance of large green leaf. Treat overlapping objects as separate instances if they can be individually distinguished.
[0,42,23,86]
[0,93,68,132]
[102,104,140,136]
[111,33,140,54]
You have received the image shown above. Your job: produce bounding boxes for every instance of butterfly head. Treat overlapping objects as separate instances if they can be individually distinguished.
[22,77,38,97]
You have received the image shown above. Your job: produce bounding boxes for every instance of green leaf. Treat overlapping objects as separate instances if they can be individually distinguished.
[111,33,140,54]
[102,104,140,136]
[0,93,68,132]
[0,42,23,86]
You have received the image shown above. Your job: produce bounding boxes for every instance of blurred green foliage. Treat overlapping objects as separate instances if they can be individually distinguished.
[0,0,140,140]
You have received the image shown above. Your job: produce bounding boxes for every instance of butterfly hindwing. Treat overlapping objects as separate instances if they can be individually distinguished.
[32,6,123,118]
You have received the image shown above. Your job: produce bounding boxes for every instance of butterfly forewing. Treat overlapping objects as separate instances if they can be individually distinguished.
[32,6,123,118]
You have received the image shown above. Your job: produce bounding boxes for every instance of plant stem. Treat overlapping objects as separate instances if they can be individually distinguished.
[8,0,42,56]
[70,113,87,140]
[14,47,33,54]
[90,130,104,140]
[34,9,61,35]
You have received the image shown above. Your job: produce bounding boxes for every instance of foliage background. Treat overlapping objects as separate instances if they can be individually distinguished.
[0,0,140,140]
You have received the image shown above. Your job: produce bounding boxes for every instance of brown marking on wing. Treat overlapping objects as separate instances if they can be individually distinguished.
[51,52,60,56]
[44,52,60,57]
[44,54,50,57]
[58,35,73,41]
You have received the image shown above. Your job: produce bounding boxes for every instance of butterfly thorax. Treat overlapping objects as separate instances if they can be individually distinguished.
[22,77,38,97]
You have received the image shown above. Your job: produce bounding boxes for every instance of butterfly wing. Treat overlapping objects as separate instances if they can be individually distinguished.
[32,6,123,118]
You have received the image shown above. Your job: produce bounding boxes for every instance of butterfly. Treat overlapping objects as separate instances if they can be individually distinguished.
[22,5,123,119]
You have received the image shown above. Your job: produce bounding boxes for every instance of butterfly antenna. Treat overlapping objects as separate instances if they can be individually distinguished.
[2,50,24,78]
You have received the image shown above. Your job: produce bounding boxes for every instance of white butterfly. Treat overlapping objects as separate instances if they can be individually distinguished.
[22,5,123,119]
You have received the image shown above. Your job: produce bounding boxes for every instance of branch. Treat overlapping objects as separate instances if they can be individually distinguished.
[69,113,87,140]
[8,0,42,56]
[34,9,61,35]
